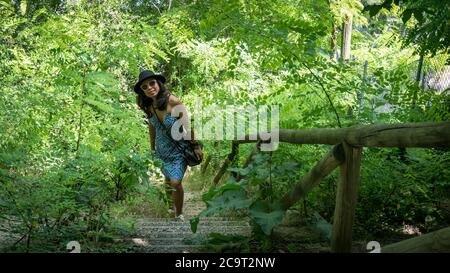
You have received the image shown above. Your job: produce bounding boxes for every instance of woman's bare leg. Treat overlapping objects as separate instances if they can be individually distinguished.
[164,177,174,211]
[170,179,184,216]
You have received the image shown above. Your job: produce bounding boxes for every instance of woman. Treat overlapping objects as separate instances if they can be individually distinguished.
[134,70,202,220]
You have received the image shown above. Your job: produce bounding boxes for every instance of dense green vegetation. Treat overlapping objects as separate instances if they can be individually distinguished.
[0,0,448,252]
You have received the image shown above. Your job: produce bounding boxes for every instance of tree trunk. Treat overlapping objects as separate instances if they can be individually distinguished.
[340,14,352,62]
[331,21,338,61]
[359,60,368,113]
[76,73,86,153]
[413,53,424,108]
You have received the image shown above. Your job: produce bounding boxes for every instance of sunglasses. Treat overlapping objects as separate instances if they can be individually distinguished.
[140,80,158,91]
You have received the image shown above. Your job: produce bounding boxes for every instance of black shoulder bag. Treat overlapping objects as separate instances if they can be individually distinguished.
[152,105,203,167]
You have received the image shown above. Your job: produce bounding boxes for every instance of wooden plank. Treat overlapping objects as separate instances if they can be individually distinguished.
[382,227,450,253]
[331,142,362,253]
[281,144,344,210]
[234,121,450,148]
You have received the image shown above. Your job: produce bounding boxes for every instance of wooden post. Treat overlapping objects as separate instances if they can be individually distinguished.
[331,142,362,252]
[213,142,239,185]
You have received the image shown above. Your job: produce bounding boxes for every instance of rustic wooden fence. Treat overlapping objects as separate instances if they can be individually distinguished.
[205,121,450,253]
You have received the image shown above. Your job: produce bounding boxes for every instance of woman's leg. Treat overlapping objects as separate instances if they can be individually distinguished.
[169,179,184,216]
[164,177,173,211]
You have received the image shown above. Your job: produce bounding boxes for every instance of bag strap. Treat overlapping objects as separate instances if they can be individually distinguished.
[151,104,164,125]
[151,104,201,151]
[152,104,187,153]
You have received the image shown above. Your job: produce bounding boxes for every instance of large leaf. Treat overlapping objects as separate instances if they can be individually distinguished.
[306,212,332,241]
[249,200,285,235]
[190,216,200,233]
[32,8,47,22]
[274,160,299,176]
[205,189,252,214]
[228,167,250,176]
[202,233,250,252]
[201,182,244,202]
[191,189,252,233]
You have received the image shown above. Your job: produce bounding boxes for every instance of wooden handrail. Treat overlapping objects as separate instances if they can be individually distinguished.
[382,227,450,253]
[234,121,450,148]
[210,121,450,252]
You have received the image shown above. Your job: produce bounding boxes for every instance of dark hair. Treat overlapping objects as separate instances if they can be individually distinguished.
[136,79,170,117]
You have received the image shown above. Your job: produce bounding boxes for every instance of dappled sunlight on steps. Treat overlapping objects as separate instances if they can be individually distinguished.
[130,191,252,253]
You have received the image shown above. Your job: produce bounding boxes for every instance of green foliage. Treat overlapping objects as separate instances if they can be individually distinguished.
[191,152,302,239]
[249,200,285,236]
[364,0,450,60]
[0,143,162,252]
[197,233,252,253]
[0,1,171,250]
[354,148,450,237]
[1,0,448,253]
[306,212,333,241]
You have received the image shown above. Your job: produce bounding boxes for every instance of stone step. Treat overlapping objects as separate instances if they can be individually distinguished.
[132,190,253,253]
[148,238,205,246]
[136,216,248,222]
[182,204,206,208]
[142,245,201,253]
[184,209,207,212]
[136,231,251,239]
[136,220,249,226]
[170,206,205,210]
[136,226,251,234]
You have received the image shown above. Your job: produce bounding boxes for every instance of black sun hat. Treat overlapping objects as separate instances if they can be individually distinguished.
[134,70,166,93]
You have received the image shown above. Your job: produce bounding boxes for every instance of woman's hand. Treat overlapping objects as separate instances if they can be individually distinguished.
[194,147,203,161]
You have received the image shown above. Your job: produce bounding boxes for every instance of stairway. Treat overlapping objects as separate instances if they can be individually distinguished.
[132,191,252,253]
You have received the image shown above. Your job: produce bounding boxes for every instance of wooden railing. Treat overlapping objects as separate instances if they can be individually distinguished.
[206,121,450,253]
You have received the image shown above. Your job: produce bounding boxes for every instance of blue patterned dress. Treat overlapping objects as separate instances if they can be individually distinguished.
[150,112,187,181]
